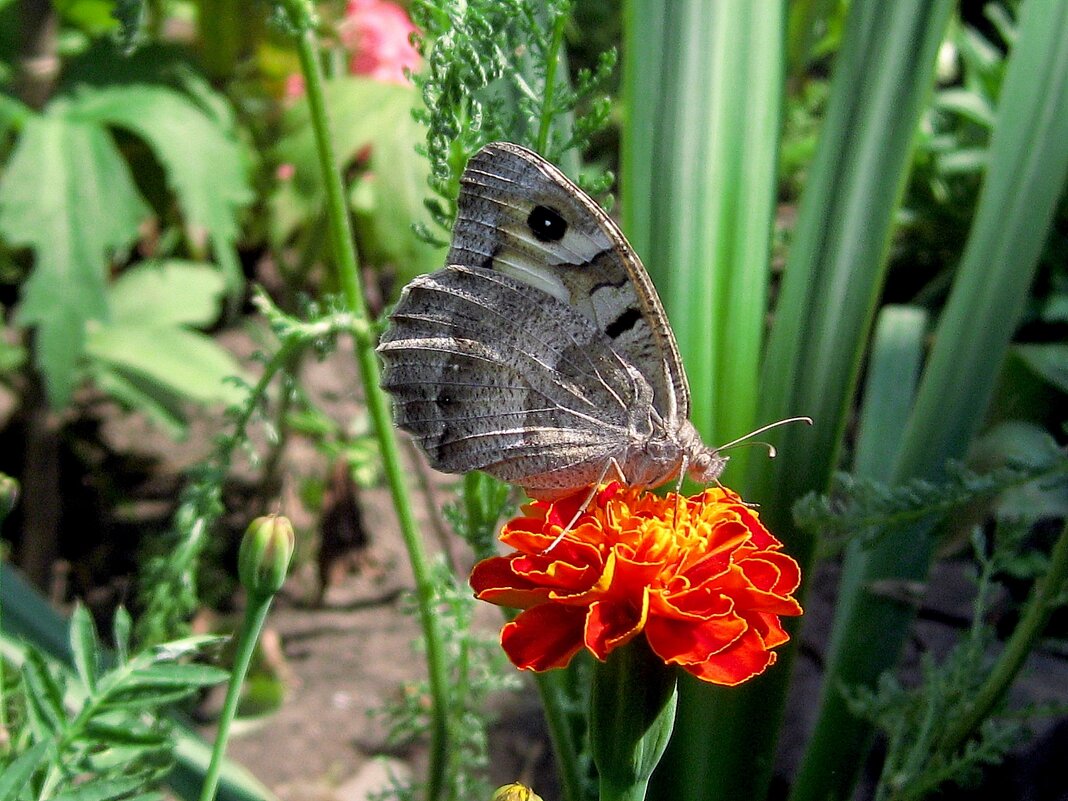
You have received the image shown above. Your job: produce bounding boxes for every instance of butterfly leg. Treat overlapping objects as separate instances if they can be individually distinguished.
[671,454,689,531]
[541,458,626,553]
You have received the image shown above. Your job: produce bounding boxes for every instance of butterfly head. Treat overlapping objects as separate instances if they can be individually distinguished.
[689,447,729,485]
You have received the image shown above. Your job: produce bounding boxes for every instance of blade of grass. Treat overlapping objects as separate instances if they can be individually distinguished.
[789,305,928,799]
[682,2,952,799]
[621,3,785,800]
[792,1,1068,797]
[621,0,781,478]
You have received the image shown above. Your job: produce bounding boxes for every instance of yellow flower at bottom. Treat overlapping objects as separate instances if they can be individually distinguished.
[470,483,803,685]
[491,783,544,801]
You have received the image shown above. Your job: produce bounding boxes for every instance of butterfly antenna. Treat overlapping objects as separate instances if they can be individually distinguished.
[715,416,813,456]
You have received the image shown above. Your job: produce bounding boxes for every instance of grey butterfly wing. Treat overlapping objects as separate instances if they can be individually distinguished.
[448,141,690,425]
[377,265,652,496]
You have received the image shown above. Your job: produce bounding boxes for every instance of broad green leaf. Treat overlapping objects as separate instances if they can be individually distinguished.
[70,602,100,693]
[85,324,248,407]
[361,95,442,283]
[109,260,227,327]
[69,84,253,286]
[1013,343,1068,394]
[272,77,440,280]
[0,336,26,374]
[54,0,118,34]
[970,421,1068,520]
[0,113,150,406]
[89,365,190,438]
[0,741,50,801]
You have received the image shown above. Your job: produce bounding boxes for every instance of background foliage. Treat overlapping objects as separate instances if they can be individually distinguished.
[0,0,1066,800]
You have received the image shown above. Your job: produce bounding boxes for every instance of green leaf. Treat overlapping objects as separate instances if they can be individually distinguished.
[84,718,169,747]
[272,77,440,281]
[69,83,253,288]
[109,260,227,327]
[103,687,205,711]
[70,602,101,693]
[1013,343,1068,394]
[85,324,248,408]
[112,606,132,665]
[120,663,230,690]
[50,775,146,801]
[935,87,996,128]
[0,741,50,801]
[89,365,190,438]
[0,112,150,406]
[21,649,68,736]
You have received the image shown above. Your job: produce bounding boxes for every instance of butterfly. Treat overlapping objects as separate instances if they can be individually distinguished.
[377,142,733,501]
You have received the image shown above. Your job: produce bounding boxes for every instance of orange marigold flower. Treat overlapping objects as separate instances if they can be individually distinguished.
[470,484,803,686]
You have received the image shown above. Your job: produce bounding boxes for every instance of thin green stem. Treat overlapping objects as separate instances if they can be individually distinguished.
[198,596,273,801]
[532,671,585,801]
[281,5,449,798]
[535,12,567,155]
[939,520,1068,754]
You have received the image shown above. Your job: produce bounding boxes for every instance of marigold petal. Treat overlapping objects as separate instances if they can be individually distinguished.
[743,551,802,595]
[584,590,648,659]
[682,628,779,686]
[644,612,747,665]
[501,604,586,671]
[470,557,553,609]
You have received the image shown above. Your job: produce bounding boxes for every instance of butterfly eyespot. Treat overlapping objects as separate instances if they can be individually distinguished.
[527,205,568,242]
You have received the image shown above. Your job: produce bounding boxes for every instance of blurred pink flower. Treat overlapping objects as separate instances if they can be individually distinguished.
[339,0,421,85]
[283,73,305,100]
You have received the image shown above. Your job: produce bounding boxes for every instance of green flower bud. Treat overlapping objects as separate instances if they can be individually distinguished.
[0,473,18,523]
[238,515,295,599]
[490,784,543,801]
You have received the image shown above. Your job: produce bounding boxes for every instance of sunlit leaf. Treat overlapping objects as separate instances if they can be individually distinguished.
[109,260,227,328]
[0,113,150,406]
[85,324,247,408]
[70,83,253,285]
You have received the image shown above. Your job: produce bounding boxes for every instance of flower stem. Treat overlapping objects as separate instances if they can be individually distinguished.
[198,595,272,801]
[939,519,1068,754]
[532,670,586,801]
[279,3,450,798]
[591,640,678,801]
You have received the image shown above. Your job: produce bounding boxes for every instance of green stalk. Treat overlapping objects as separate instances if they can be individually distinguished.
[590,640,677,801]
[535,12,567,156]
[940,519,1068,755]
[790,1,1068,798]
[198,597,273,801]
[279,3,450,798]
[532,671,586,801]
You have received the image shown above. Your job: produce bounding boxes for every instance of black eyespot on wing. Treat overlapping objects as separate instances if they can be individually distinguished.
[527,205,567,242]
[605,307,642,339]
[434,391,456,410]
